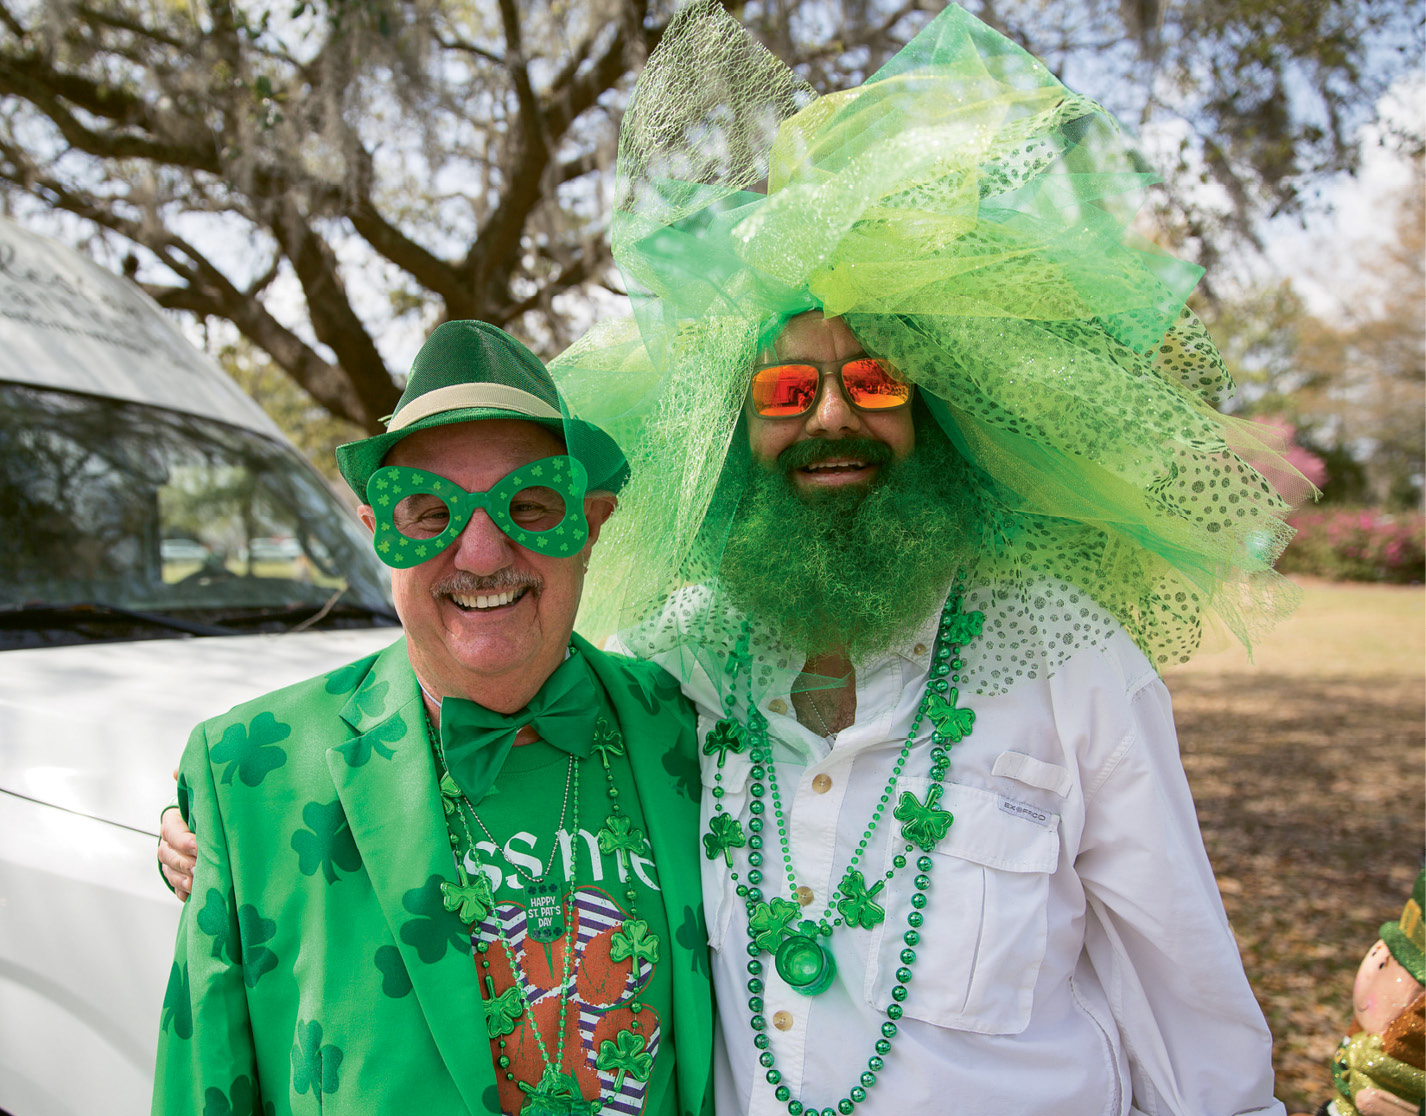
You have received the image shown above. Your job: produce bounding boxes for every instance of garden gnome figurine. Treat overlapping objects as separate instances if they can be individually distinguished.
[1318,870,1425,1116]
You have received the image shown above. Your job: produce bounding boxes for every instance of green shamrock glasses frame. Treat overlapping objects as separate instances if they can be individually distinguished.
[366,455,590,569]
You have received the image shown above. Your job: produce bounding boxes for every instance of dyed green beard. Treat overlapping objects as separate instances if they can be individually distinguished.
[718,425,983,660]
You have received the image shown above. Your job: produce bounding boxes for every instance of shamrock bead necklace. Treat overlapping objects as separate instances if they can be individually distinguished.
[426,705,661,1116]
[701,587,984,1115]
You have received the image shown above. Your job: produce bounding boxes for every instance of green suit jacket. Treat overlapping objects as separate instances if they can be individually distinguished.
[153,634,712,1116]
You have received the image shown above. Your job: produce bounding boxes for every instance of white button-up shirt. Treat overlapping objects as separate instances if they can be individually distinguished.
[613,582,1284,1116]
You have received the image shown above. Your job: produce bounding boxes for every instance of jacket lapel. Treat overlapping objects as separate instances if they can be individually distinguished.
[327,638,496,1116]
[580,634,714,1116]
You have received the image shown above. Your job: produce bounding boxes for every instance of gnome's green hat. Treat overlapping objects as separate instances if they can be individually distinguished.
[336,320,629,504]
[1381,870,1425,986]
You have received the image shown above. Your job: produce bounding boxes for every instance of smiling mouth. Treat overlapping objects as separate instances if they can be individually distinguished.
[798,458,876,479]
[449,587,529,611]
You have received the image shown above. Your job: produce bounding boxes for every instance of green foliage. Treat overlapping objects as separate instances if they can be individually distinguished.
[1278,508,1425,584]
[0,0,1416,439]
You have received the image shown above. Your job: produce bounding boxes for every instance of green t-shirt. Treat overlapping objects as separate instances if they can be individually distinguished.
[448,730,676,1116]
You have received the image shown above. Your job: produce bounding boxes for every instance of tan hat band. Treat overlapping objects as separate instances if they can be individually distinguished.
[386,383,562,431]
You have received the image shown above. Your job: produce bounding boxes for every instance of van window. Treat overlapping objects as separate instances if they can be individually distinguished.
[1,381,397,647]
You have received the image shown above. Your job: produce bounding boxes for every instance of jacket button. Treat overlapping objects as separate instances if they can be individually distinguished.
[768,698,788,714]
[794,886,814,906]
[812,773,832,794]
[773,1011,793,1030]
[913,643,928,656]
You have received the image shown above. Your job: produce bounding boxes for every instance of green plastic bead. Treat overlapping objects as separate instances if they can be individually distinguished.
[748,869,763,885]
[749,959,764,975]
[892,854,907,869]
[895,966,913,983]
[751,1015,767,1031]
[749,818,764,832]
[900,948,916,965]
[748,997,763,1013]
[776,1086,791,1103]
[850,1087,867,1103]
[881,1021,898,1038]
[908,911,924,928]
[860,1071,876,1088]
[749,835,764,849]
[760,1051,775,1068]
[497,1056,510,1068]
[750,801,765,815]
[916,855,933,872]
[766,1070,782,1085]
[887,1002,903,1019]
[754,1034,770,1050]
[891,985,908,1002]
[903,930,920,946]
[788,1102,803,1116]
[868,1056,884,1071]
[839,1101,855,1115]
[748,888,763,902]
[751,783,765,796]
[874,1038,891,1055]
[913,874,931,891]
[910,893,927,909]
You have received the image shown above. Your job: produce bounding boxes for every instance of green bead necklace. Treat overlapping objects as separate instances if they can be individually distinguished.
[701,588,984,1116]
[426,706,661,1116]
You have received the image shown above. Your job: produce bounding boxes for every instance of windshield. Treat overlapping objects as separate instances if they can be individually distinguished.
[1,381,396,646]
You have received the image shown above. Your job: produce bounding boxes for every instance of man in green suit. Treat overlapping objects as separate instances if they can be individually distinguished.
[152,321,713,1116]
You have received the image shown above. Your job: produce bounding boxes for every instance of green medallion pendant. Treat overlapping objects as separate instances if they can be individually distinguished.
[774,930,837,997]
[525,880,566,944]
[518,1066,593,1116]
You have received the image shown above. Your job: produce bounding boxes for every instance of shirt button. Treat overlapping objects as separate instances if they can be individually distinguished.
[794,885,814,906]
[812,773,832,794]
[773,1011,793,1031]
[768,698,788,714]
[913,643,928,656]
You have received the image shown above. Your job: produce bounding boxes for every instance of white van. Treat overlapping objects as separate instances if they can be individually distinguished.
[0,218,400,1116]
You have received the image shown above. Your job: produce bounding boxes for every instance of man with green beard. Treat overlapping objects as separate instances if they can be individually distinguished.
[551,3,1307,1114]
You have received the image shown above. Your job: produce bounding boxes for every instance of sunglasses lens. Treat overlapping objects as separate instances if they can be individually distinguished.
[751,365,819,416]
[842,358,910,410]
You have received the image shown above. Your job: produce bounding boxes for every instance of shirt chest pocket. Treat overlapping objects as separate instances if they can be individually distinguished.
[864,778,1060,1036]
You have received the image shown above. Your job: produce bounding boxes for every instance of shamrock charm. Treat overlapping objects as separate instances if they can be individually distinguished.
[702,813,746,866]
[437,771,462,816]
[518,1066,592,1116]
[596,1028,654,1091]
[609,919,660,966]
[481,973,525,1038]
[924,688,975,743]
[835,868,886,929]
[597,814,649,872]
[941,600,985,645]
[440,871,494,924]
[893,783,955,852]
[592,718,625,766]
[747,896,801,952]
[701,718,747,768]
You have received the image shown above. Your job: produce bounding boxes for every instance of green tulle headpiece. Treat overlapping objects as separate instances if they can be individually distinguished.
[553,0,1308,696]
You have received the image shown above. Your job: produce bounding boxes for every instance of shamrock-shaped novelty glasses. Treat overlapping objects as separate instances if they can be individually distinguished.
[367,455,589,568]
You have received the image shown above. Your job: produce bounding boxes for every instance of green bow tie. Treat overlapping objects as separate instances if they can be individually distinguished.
[438,649,597,804]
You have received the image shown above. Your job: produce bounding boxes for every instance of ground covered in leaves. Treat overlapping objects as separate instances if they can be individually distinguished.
[1164,578,1424,1112]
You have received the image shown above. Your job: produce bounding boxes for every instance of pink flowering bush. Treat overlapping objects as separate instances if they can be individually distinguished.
[1277,506,1426,583]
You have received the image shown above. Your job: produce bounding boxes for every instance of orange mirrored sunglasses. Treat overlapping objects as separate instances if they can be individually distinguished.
[749,356,912,418]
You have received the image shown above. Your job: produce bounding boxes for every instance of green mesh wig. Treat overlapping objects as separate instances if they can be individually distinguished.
[552,0,1309,696]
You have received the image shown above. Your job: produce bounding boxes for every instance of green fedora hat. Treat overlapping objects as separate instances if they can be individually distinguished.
[336,320,629,504]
